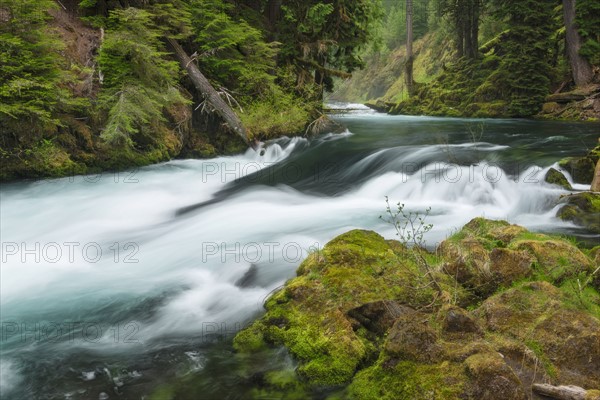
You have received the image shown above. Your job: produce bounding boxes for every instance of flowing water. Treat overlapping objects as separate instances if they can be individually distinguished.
[1,105,599,399]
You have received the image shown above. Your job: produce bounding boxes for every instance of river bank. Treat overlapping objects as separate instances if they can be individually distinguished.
[226,218,600,399]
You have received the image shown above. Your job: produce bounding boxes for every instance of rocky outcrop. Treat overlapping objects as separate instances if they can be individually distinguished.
[558,140,600,184]
[539,84,600,121]
[545,168,573,190]
[230,219,600,399]
[557,191,600,234]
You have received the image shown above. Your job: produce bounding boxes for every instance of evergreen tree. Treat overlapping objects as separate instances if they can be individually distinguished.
[489,0,556,116]
[438,0,482,59]
[98,7,187,147]
[277,0,383,97]
[0,0,68,138]
[576,0,600,66]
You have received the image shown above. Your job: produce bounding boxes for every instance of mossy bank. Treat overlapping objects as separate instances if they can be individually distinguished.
[154,218,600,399]
[1,0,380,181]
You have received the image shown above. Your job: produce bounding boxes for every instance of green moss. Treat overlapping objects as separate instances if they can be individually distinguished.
[149,384,175,400]
[232,323,267,353]
[586,389,600,400]
[557,192,600,234]
[544,168,573,190]
[234,229,439,387]
[17,140,87,179]
[247,369,311,400]
[524,339,557,378]
[558,156,597,184]
[241,91,311,140]
[233,220,600,396]
[560,279,600,319]
[346,359,465,400]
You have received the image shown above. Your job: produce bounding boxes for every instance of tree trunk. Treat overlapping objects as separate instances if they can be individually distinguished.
[266,0,282,28]
[456,13,464,58]
[166,38,253,149]
[563,0,593,86]
[470,0,480,58]
[405,0,414,96]
[591,159,600,192]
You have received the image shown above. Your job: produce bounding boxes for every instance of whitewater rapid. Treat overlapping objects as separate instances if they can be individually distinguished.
[0,113,596,398]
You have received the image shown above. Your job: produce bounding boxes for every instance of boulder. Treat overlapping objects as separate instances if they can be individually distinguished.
[347,300,414,336]
[559,142,600,184]
[557,191,600,234]
[464,352,527,400]
[441,305,483,336]
[545,167,573,190]
[475,281,600,389]
[541,102,561,114]
[384,313,444,364]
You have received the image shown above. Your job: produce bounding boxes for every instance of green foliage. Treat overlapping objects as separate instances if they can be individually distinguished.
[0,0,68,131]
[576,0,600,66]
[278,0,383,94]
[298,3,334,34]
[486,0,557,115]
[382,1,432,50]
[241,89,310,140]
[381,197,433,246]
[78,0,97,8]
[190,0,277,98]
[98,7,187,146]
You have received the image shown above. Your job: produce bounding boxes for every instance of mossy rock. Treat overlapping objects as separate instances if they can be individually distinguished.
[345,357,467,400]
[233,221,599,397]
[541,102,561,114]
[545,167,573,190]
[248,369,312,400]
[558,143,600,184]
[474,281,600,388]
[439,219,536,295]
[440,305,483,338]
[346,300,414,337]
[587,390,600,400]
[557,192,600,234]
[440,218,596,294]
[509,236,594,284]
[234,230,438,387]
[384,313,444,364]
[463,352,527,400]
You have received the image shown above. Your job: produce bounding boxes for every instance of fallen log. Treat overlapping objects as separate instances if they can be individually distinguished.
[532,384,589,400]
[546,93,586,103]
[166,38,253,149]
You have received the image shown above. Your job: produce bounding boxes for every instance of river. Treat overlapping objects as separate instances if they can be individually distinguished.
[1,105,599,399]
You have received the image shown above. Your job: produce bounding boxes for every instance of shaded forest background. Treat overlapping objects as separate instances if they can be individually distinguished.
[332,0,600,119]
